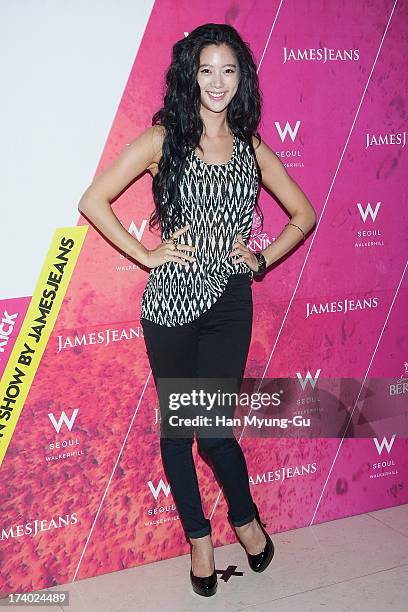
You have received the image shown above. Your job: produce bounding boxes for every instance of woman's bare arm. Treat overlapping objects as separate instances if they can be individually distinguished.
[78,125,165,266]
[252,135,317,266]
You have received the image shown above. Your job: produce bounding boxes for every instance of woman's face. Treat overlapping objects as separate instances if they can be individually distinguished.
[196,43,240,114]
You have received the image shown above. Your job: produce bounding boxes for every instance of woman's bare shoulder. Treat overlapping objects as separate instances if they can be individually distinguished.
[251,133,262,151]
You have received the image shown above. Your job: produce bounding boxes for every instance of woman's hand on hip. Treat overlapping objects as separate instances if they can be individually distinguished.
[229,233,259,272]
[145,224,196,269]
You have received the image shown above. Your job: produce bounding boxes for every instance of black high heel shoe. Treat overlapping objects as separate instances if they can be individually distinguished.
[189,549,217,597]
[245,502,274,572]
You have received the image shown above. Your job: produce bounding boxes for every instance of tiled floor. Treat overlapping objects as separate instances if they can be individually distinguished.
[3,504,408,611]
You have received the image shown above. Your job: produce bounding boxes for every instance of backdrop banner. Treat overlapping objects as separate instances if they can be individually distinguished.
[0,0,407,595]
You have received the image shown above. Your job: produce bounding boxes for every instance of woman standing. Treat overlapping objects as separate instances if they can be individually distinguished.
[78,23,316,598]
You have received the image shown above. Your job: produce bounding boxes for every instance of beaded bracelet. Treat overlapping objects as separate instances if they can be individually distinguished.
[253,251,267,276]
[285,222,305,243]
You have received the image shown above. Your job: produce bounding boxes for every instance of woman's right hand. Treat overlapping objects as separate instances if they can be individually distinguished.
[144,224,196,270]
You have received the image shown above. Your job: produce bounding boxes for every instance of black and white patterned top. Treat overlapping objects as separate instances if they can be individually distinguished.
[140,132,260,327]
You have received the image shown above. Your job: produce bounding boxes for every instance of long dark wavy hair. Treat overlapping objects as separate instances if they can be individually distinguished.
[149,22,264,239]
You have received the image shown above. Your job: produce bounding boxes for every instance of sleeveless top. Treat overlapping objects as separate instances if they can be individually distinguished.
[140,132,260,327]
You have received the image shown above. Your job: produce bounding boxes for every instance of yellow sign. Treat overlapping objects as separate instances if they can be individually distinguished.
[0,226,88,467]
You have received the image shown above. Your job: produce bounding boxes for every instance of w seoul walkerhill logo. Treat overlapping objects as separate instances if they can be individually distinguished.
[355,201,384,249]
[357,202,381,224]
[296,369,321,391]
[274,120,303,168]
[295,369,322,413]
[147,478,171,500]
[373,435,396,455]
[48,408,79,433]
[45,407,83,463]
[145,478,179,529]
[127,218,148,240]
[275,120,301,143]
[370,435,398,480]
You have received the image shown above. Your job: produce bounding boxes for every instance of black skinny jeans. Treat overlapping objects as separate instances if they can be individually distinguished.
[141,272,256,539]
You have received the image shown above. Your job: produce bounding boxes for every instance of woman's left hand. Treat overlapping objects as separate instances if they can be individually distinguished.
[228,233,259,272]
